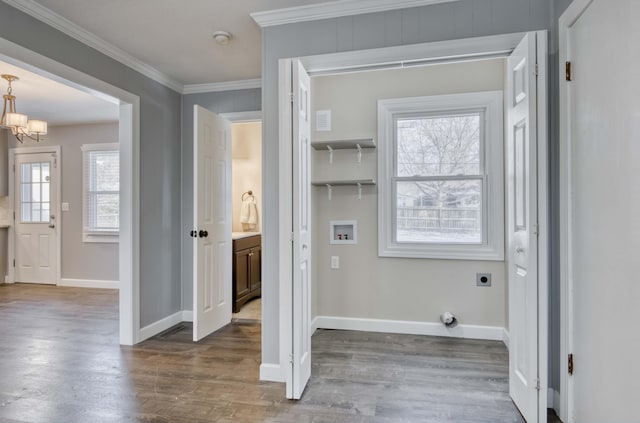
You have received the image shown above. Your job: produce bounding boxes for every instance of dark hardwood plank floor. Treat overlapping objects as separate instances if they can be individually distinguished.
[0,284,552,423]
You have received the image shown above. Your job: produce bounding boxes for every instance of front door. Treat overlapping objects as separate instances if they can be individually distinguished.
[193,105,232,342]
[507,32,540,422]
[14,152,58,284]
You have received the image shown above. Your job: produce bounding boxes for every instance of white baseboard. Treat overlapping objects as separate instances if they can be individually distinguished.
[313,316,504,341]
[311,316,319,335]
[260,363,284,382]
[502,328,510,350]
[59,278,119,289]
[547,388,560,414]
[139,311,184,341]
[182,310,193,322]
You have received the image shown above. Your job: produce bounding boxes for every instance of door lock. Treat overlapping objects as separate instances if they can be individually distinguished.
[48,224,55,229]
[189,230,197,238]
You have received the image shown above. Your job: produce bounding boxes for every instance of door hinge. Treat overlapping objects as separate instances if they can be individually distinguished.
[13,211,15,221]
[533,223,540,236]
[565,61,572,81]
[290,232,294,244]
[535,378,541,391]
[13,259,15,267]
[289,353,294,364]
[535,63,539,77]
[568,353,574,375]
[289,92,294,103]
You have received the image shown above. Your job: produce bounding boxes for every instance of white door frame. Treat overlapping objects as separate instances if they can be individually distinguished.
[277,31,549,419]
[558,1,594,421]
[8,146,62,285]
[0,37,141,346]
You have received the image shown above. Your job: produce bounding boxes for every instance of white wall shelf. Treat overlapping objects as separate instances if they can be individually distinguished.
[311,138,376,163]
[311,179,376,200]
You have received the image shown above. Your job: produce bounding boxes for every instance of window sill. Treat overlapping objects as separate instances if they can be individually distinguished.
[83,233,119,244]
[378,243,504,261]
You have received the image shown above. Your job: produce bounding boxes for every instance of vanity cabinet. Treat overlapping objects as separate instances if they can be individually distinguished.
[232,234,261,312]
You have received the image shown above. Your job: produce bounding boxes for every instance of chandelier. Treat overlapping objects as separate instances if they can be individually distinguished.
[0,74,47,142]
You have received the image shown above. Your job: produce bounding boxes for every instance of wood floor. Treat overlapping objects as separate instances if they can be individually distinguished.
[0,284,552,423]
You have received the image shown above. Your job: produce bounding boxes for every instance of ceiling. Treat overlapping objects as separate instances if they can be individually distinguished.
[28,0,331,86]
[0,60,119,126]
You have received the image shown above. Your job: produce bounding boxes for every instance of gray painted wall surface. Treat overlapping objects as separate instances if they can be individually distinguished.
[9,123,120,282]
[0,2,182,327]
[262,0,556,368]
[181,89,261,310]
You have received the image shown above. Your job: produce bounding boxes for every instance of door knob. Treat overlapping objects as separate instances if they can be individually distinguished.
[515,246,524,253]
[199,230,208,238]
[48,224,55,229]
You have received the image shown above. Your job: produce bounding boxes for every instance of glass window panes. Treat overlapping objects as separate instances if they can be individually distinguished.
[84,147,119,236]
[396,114,481,177]
[20,162,51,223]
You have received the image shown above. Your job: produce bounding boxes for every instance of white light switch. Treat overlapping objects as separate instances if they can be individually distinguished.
[61,202,70,211]
[331,256,339,269]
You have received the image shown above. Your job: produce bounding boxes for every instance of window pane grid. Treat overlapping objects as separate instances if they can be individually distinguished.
[83,147,119,238]
[20,162,51,223]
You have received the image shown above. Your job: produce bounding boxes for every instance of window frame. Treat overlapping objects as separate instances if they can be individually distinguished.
[81,143,120,243]
[377,91,504,260]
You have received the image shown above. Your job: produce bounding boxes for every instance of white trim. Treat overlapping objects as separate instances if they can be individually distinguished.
[183,79,261,94]
[182,310,193,322]
[313,316,504,341]
[502,328,510,350]
[260,363,284,382]
[139,311,183,342]
[300,33,525,76]
[251,0,458,27]
[59,278,119,289]
[534,30,550,423]
[0,36,142,347]
[311,316,320,335]
[2,0,182,93]
[8,145,62,287]
[559,3,592,422]
[377,91,504,261]
[219,111,263,123]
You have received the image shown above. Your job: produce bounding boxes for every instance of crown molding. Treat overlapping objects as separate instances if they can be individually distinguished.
[251,0,459,27]
[182,78,262,95]
[2,0,184,93]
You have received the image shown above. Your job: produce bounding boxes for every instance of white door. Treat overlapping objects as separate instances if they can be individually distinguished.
[193,105,232,342]
[288,59,312,399]
[507,32,539,422]
[14,152,58,285]
[563,1,640,421]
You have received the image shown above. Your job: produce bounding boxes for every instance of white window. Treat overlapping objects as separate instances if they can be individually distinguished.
[378,91,504,260]
[82,143,119,243]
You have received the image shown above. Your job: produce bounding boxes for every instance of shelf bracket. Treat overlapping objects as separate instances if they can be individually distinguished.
[357,182,362,200]
[327,145,334,164]
[356,143,362,163]
[326,184,333,201]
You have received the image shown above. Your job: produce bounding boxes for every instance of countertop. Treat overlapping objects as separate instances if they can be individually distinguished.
[232,232,261,240]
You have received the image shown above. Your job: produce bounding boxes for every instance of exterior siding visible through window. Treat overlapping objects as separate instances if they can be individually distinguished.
[378,92,504,260]
[82,143,119,243]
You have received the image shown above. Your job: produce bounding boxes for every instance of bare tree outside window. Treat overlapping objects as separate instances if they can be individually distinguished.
[395,114,483,243]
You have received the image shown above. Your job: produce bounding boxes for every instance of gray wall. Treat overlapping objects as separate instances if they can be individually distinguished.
[0,2,182,327]
[181,89,261,310]
[9,123,120,282]
[261,0,557,368]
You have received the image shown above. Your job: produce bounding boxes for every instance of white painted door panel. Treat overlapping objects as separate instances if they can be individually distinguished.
[14,152,57,285]
[193,105,232,342]
[568,1,640,421]
[507,33,539,423]
[289,59,312,400]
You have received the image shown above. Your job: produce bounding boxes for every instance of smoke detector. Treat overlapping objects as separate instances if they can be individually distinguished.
[212,31,232,46]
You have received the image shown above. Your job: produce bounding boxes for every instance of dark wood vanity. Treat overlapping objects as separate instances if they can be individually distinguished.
[232,233,261,313]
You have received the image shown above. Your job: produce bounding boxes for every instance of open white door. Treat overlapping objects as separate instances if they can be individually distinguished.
[507,32,541,422]
[285,59,312,399]
[193,105,232,342]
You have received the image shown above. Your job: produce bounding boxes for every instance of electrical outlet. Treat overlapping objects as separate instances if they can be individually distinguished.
[476,273,492,287]
[331,256,339,269]
[61,202,70,211]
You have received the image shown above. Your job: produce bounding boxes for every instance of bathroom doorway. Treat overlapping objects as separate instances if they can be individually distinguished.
[230,120,262,322]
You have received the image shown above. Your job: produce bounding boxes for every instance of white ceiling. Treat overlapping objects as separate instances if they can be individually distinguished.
[29,0,330,86]
[0,60,119,126]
